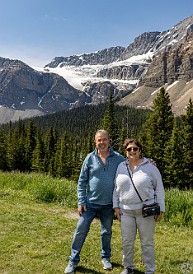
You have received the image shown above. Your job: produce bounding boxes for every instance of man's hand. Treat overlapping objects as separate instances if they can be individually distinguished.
[78,205,87,216]
[148,158,156,166]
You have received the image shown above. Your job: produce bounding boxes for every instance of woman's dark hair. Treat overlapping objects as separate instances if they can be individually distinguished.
[123,138,143,151]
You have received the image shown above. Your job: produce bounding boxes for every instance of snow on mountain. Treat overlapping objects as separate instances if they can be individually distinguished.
[33,51,153,92]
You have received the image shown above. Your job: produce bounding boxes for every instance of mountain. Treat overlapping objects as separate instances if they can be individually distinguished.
[44,14,193,116]
[0,57,92,123]
[117,14,193,115]
[0,14,193,124]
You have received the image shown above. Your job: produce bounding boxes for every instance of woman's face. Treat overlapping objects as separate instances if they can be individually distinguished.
[126,142,141,160]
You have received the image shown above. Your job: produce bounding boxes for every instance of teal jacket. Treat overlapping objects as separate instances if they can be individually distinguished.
[78,147,125,206]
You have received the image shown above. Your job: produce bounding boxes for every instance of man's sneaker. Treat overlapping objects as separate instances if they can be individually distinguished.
[120,267,134,274]
[64,262,77,274]
[101,258,112,270]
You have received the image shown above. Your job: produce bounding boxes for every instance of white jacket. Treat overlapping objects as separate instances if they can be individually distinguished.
[113,158,165,212]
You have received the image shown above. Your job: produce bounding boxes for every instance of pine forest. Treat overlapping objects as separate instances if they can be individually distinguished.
[0,87,193,189]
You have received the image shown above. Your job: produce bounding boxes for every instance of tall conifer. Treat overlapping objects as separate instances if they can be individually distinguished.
[6,122,15,171]
[43,127,58,173]
[182,99,193,189]
[55,132,70,178]
[0,127,7,170]
[140,87,174,180]
[164,120,184,188]
[32,130,45,172]
[14,119,26,171]
[99,89,119,150]
[25,119,37,171]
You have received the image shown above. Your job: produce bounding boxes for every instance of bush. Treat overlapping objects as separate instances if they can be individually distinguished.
[27,174,78,209]
[164,188,193,227]
[0,171,78,209]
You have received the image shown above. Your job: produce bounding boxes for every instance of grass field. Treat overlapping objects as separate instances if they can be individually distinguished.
[0,172,193,274]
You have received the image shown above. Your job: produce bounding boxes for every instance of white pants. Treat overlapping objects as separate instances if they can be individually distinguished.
[120,208,156,274]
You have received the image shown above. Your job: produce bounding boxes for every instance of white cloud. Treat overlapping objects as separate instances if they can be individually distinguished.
[41,14,67,22]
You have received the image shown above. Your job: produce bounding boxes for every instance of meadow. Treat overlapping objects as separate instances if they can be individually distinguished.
[0,171,192,274]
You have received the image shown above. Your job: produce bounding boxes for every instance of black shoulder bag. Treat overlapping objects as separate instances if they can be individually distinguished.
[126,162,160,218]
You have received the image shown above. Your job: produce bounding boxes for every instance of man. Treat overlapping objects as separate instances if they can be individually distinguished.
[65,130,125,274]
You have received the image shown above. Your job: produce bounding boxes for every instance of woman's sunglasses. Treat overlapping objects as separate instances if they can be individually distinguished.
[126,147,139,152]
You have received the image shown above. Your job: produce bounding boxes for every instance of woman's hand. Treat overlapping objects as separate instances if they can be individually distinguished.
[114,207,122,221]
[154,212,163,222]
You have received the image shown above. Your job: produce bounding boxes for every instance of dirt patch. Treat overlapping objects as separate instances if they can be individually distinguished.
[64,212,79,219]
[64,211,98,223]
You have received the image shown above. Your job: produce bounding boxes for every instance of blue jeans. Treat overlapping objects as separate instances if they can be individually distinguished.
[69,202,114,265]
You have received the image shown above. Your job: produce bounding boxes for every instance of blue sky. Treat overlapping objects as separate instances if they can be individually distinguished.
[0,0,192,67]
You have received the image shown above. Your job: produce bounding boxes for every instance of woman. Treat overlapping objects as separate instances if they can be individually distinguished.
[113,138,165,274]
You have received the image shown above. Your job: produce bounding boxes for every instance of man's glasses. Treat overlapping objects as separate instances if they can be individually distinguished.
[126,147,139,152]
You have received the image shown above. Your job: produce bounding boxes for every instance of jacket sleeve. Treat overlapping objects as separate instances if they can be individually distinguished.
[151,165,165,212]
[77,156,89,206]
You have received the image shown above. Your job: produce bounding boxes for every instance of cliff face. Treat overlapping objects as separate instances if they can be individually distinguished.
[140,30,193,87]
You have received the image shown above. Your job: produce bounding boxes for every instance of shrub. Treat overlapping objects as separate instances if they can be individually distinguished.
[164,188,193,227]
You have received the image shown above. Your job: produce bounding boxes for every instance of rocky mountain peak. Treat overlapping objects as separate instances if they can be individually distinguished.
[45,46,126,68]
[120,31,161,60]
[152,14,193,54]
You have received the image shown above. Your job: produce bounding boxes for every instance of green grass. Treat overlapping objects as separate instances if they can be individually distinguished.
[0,172,193,274]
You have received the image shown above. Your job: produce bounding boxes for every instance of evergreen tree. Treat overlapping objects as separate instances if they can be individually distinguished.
[6,122,16,171]
[71,144,82,181]
[32,130,45,172]
[13,120,26,171]
[139,87,174,180]
[182,99,193,189]
[99,90,119,150]
[43,127,58,173]
[25,119,37,171]
[0,127,7,170]
[16,118,25,137]
[81,132,94,158]
[55,132,71,178]
[164,120,184,188]
[119,118,126,155]
[87,132,94,153]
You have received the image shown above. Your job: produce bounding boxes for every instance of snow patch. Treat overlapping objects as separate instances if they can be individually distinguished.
[32,52,153,91]
[166,81,179,90]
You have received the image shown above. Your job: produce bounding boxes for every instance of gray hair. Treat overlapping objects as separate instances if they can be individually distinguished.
[95,129,109,140]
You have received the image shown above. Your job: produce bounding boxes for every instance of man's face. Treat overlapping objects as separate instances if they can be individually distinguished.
[95,133,110,152]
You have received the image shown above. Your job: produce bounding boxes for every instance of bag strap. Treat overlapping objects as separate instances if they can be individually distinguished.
[126,161,157,203]
[125,161,143,202]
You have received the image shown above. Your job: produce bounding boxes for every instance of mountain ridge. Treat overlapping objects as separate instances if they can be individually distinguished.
[0,13,193,124]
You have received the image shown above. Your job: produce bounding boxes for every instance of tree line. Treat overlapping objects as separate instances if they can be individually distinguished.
[0,87,192,189]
